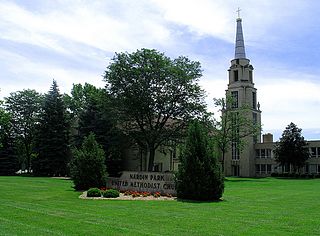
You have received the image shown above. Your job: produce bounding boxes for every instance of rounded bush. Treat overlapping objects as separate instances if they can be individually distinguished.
[87,187,101,197]
[103,189,120,198]
[70,133,107,191]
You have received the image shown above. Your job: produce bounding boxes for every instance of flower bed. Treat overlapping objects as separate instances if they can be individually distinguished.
[80,188,175,200]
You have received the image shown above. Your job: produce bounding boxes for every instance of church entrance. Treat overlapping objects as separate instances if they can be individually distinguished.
[232,165,240,176]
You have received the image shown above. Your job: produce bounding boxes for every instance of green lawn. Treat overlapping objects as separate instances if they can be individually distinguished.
[0,177,319,236]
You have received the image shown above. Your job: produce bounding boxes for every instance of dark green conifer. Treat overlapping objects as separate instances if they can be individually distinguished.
[70,133,107,190]
[33,80,70,176]
[176,121,224,201]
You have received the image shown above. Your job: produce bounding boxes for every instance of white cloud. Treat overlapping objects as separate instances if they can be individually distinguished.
[1,0,320,139]
[0,0,174,55]
[0,48,105,98]
[258,75,320,130]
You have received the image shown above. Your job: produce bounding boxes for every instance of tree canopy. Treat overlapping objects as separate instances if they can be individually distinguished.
[0,101,18,175]
[4,89,43,172]
[104,48,207,171]
[274,122,309,172]
[65,83,126,176]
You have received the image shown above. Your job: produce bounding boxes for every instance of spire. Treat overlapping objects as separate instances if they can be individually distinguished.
[234,10,246,59]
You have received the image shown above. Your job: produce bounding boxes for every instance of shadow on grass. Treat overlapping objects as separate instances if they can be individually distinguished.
[225,178,268,182]
[176,198,224,204]
[274,177,317,181]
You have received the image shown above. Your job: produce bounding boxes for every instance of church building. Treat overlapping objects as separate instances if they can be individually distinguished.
[123,14,320,177]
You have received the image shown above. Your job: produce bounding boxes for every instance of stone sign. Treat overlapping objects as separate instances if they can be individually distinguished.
[106,171,176,196]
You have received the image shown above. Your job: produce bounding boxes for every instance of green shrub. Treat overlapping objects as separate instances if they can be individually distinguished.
[103,189,120,198]
[70,133,107,190]
[87,187,101,197]
[176,121,224,201]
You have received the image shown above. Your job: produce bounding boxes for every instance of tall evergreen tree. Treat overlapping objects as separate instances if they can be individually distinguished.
[176,121,224,201]
[79,90,126,176]
[33,80,70,176]
[274,122,309,173]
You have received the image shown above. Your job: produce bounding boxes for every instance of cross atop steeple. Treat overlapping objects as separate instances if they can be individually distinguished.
[236,7,241,19]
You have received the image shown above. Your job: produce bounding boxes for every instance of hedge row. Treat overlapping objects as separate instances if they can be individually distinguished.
[271,172,320,178]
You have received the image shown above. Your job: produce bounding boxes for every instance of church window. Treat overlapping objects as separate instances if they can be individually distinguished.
[249,70,253,82]
[255,164,260,173]
[255,149,260,158]
[266,149,272,158]
[311,147,317,157]
[231,91,238,108]
[252,92,256,109]
[267,164,272,173]
[232,141,239,160]
[261,149,266,158]
[234,70,239,82]
[253,113,257,124]
[305,164,309,174]
[252,113,258,143]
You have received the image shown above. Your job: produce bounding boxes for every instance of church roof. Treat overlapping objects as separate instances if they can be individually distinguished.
[234,18,246,59]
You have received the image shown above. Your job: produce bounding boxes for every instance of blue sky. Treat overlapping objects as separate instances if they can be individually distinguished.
[1,0,320,140]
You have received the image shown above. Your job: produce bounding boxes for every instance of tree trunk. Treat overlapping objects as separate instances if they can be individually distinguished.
[221,151,225,173]
[25,142,31,173]
[148,146,156,172]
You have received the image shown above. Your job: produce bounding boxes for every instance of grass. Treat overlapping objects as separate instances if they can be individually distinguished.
[0,177,320,236]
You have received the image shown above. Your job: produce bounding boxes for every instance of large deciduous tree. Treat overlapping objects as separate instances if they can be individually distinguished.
[104,49,207,171]
[33,80,70,176]
[274,122,309,173]
[213,96,261,171]
[0,101,18,175]
[4,89,43,172]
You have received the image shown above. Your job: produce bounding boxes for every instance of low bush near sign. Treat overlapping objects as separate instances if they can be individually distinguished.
[87,188,101,197]
[103,189,120,198]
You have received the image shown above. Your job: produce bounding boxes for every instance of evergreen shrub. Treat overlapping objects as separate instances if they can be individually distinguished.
[176,121,224,201]
[70,133,107,190]
[103,189,120,198]
[87,188,101,197]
